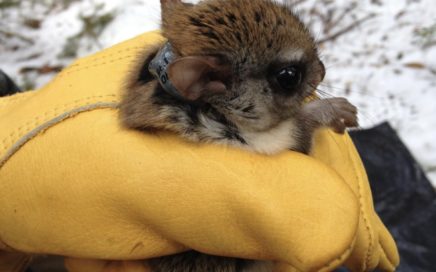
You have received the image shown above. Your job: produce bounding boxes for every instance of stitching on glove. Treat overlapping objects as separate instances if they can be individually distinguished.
[0,93,30,106]
[66,32,157,71]
[313,132,371,272]
[344,134,374,271]
[308,132,361,271]
[67,46,144,70]
[1,95,117,151]
[378,240,395,269]
[316,242,354,272]
[0,97,117,149]
[58,55,137,78]
[0,97,118,169]
[58,36,163,77]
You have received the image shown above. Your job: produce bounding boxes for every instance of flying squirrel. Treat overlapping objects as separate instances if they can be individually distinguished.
[119,0,358,271]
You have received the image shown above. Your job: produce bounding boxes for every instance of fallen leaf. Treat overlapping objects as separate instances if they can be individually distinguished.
[404,62,426,69]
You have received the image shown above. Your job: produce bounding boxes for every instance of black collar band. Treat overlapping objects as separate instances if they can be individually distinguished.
[148,42,184,100]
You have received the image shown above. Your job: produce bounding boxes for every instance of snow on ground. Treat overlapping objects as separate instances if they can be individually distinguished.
[1,0,435,185]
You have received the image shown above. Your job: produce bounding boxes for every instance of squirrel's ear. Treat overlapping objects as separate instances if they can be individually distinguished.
[160,0,183,15]
[160,0,182,5]
[168,56,231,101]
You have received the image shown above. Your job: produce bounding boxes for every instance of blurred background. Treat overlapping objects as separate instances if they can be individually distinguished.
[1,0,435,186]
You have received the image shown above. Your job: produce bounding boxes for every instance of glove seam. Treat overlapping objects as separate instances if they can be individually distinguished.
[0,97,118,169]
[58,55,137,78]
[344,134,374,271]
[316,241,355,272]
[57,34,163,79]
[58,31,160,74]
[314,132,374,271]
[1,94,117,151]
[65,46,144,71]
[311,132,363,271]
[378,240,395,269]
[0,92,31,106]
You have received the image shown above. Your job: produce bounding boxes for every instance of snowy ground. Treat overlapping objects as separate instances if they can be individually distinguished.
[1,0,435,185]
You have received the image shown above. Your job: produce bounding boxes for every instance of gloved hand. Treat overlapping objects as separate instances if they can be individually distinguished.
[0,31,399,272]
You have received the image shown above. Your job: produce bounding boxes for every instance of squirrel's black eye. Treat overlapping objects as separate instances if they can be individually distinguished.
[276,66,303,90]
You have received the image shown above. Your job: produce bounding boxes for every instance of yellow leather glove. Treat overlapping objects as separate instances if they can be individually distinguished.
[0,31,399,272]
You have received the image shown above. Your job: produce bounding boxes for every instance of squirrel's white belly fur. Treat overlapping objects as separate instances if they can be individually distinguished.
[241,119,298,155]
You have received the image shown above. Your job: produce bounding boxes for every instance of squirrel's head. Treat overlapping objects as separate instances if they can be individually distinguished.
[160,0,325,131]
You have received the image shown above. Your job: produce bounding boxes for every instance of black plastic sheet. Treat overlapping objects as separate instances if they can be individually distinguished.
[0,69,21,97]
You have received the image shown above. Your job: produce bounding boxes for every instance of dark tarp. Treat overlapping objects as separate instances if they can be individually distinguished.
[0,69,21,97]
